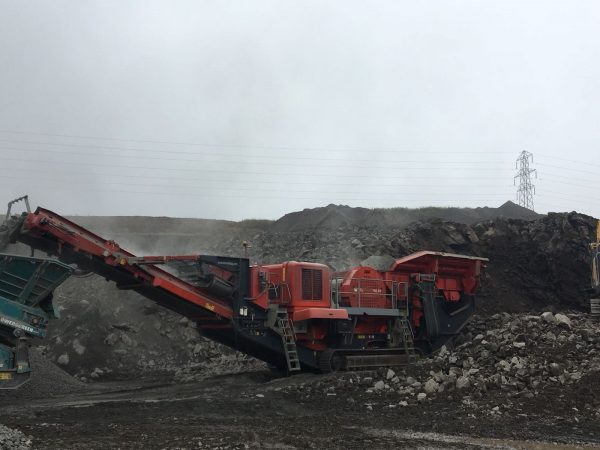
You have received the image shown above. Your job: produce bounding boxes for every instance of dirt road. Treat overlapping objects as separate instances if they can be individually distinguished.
[2,370,598,450]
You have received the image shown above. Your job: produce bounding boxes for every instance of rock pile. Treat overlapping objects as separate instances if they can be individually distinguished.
[41,275,249,381]
[408,312,599,406]
[272,312,600,421]
[0,349,87,401]
[0,424,31,450]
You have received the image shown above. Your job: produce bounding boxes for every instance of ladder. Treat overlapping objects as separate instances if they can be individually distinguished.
[275,309,301,372]
[398,318,417,361]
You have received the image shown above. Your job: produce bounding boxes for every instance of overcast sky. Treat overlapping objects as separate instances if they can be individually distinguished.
[0,1,598,220]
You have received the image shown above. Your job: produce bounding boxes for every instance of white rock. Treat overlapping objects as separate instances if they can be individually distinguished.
[513,342,526,349]
[386,369,395,380]
[424,378,440,394]
[541,312,556,324]
[255,393,264,398]
[399,401,408,407]
[554,313,571,329]
[57,353,69,366]
[72,339,86,355]
[417,392,427,402]
[374,380,385,390]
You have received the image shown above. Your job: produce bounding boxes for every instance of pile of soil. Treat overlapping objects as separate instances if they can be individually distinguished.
[270,201,541,231]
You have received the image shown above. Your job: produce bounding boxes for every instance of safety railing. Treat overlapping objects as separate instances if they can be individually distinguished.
[332,277,409,315]
[268,282,293,305]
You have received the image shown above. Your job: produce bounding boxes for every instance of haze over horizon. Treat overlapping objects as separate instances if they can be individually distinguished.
[1,1,598,221]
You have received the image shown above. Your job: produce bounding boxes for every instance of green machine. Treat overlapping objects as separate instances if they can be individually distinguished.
[0,253,73,388]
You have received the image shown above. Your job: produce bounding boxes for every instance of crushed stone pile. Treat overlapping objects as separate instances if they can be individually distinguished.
[38,275,250,382]
[0,349,87,401]
[0,424,32,450]
[263,312,600,423]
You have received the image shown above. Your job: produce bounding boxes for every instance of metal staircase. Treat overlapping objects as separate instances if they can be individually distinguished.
[398,318,417,360]
[275,309,301,372]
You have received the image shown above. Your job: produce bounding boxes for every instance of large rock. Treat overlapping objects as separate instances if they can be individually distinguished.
[554,314,572,329]
[374,380,385,391]
[57,353,69,366]
[424,378,440,394]
[541,312,556,324]
[72,339,86,356]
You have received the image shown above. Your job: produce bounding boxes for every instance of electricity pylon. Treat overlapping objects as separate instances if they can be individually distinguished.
[514,150,537,211]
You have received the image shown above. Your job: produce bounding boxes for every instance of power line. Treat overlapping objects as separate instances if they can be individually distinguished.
[0,174,514,196]
[0,129,515,154]
[540,189,600,203]
[0,138,513,162]
[536,162,598,176]
[537,179,599,191]
[0,154,516,177]
[0,166,510,187]
[3,173,595,204]
[514,150,537,211]
[0,182,511,202]
[1,131,597,170]
[537,154,600,170]
[0,145,512,171]
[2,158,595,191]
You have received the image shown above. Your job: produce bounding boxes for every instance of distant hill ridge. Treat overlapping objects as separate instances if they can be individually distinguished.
[269,201,541,231]
[66,201,540,238]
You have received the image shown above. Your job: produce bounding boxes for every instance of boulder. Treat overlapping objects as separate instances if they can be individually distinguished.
[424,378,440,394]
[554,314,572,329]
[57,353,70,366]
[549,362,561,376]
[541,312,556,324]
[72,339,86,356]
